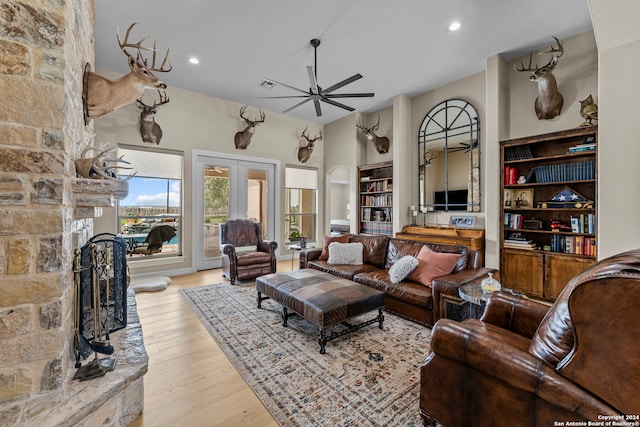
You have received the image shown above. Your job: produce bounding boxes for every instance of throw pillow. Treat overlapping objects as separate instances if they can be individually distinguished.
[234,245,257,254]
[388,255,419,283]
[407,246,462,286]
[327,242,364,265]
[319,234,350,260]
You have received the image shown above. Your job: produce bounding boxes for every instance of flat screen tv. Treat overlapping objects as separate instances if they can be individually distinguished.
[434,189,468,211]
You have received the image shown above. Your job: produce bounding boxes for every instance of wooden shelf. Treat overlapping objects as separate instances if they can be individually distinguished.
[500,127,598,301]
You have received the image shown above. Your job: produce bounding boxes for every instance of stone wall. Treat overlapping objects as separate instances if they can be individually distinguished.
[0,1,145,425]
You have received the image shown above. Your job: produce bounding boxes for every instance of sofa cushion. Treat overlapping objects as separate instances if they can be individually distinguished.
[308,259,381,280]
[354,270,433,309]
[327,242,364,265]
[407,246,462,286]
[389,255,419,283]
[236,251,273,266]
[319,234,350,260]
[386,238,468,273]
[349,234,389,268]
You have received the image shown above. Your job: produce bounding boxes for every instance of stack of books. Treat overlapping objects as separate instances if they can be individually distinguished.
[567,141,596,153]
[503,237,536,250]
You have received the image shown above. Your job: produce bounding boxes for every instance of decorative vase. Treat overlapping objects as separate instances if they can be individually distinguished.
[480,272,501,293]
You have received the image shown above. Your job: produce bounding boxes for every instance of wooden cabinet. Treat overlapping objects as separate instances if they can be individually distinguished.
[396,225,485,266]
[358,161,393,236]
[500,128,597,300]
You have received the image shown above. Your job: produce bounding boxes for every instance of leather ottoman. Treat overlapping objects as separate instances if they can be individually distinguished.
[256,269,385,353]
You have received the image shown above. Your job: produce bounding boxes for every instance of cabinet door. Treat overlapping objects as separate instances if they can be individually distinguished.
[544,254,596,300]
[502,249,544,298]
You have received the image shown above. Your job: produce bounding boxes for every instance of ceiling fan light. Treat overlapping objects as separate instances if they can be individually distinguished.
[188,57,200,64]
[447,21,462,32]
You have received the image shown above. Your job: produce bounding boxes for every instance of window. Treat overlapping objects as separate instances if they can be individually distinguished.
[285,166,317,243]
[117,146,183,258]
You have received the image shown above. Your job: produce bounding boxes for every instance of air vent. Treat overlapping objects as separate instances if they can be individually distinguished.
[259,79,276,89]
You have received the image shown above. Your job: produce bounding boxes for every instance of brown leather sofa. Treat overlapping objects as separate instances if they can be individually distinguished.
[219,219,277,285]
[299,234,494,326]
[420,248,640,426]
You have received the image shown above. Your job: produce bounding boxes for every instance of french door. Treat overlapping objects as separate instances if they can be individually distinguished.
[193,151,278,271]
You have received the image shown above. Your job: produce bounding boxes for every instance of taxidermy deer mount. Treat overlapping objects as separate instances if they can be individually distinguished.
[515,36,564,120]
[74,145,133,180]
[84,22,172,119]
[297,127,322,163]
[136,90,170,144]
[356,114,389,154]
[234,105,265,149]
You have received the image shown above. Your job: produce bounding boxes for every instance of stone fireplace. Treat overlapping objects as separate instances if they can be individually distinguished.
[0,1,147,425]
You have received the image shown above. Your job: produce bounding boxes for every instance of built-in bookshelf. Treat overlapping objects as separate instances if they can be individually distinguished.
[358,161,393,236]
[500,127,597,301]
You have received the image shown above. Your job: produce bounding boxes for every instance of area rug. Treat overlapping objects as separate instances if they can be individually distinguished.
[181,280,431,426]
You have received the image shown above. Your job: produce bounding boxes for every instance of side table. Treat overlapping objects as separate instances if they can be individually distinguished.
[286,244,314,269]
[458,283,491,319]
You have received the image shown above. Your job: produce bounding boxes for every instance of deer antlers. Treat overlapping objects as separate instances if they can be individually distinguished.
[515,36,565,120]
[356,114,390,154]
[234,105,266,150]
[298,127,323,163]
[84,22,172,118]
[74,145,134,180]
[117,22,172,74]
[136,90,170,145]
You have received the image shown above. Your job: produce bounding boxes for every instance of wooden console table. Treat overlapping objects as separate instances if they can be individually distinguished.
[396,225,485,266]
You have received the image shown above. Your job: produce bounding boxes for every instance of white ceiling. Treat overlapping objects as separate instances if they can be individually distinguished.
[94,0,593,125]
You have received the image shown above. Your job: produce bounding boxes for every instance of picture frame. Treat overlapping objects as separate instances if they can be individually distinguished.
[503,189,515,208]
[449,216,476,228]
[515,188,534,208]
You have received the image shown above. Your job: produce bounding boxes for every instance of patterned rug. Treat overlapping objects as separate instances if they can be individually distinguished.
[181,280,431,427]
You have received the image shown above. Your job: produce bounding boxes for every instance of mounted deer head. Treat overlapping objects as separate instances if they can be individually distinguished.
[297,127,323,163]
[74,145,134,180]
[356,115,390,154]
[234,105,265,149]
[515,36,564,120]
[136,90,170,145]
[85,22,172,118]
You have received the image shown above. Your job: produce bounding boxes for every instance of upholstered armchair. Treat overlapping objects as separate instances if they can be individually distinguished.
[219,219,277,285]
[420,248,640,427]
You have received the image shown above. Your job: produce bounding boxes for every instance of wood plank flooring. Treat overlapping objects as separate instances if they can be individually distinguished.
[128,261,295,426]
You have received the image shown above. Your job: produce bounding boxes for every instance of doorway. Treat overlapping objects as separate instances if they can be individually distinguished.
[193,151,279,270]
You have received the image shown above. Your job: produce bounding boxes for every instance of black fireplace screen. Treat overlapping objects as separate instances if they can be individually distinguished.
[78,233,128,341]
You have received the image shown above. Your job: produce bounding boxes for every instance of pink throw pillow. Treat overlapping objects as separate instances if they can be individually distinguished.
[319,234,350,260]
[407,246,462,286]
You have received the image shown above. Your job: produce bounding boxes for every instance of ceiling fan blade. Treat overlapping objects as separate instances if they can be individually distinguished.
[258,95,309,99]
[306,66,320,94]
[320,97,355,112]
[322,74,363,94]
[283,98,312,113]
[265,78,310,95]
[313,99,322,116]
[324,92,375,98]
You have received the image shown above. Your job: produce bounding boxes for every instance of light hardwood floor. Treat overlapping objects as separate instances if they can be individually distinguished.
[128,261,296,426]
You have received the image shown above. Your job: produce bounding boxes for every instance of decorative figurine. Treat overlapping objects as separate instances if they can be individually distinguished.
[577,94,598,127]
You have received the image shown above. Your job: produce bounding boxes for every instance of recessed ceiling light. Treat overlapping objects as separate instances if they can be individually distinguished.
[447,21,462,32]
[188,57,200,65]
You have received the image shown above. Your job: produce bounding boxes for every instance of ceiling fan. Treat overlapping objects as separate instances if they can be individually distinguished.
[261,39,374,117]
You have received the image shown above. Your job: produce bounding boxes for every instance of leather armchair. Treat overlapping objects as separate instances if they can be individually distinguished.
[420,248,640,426]
[219,219,277,285]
